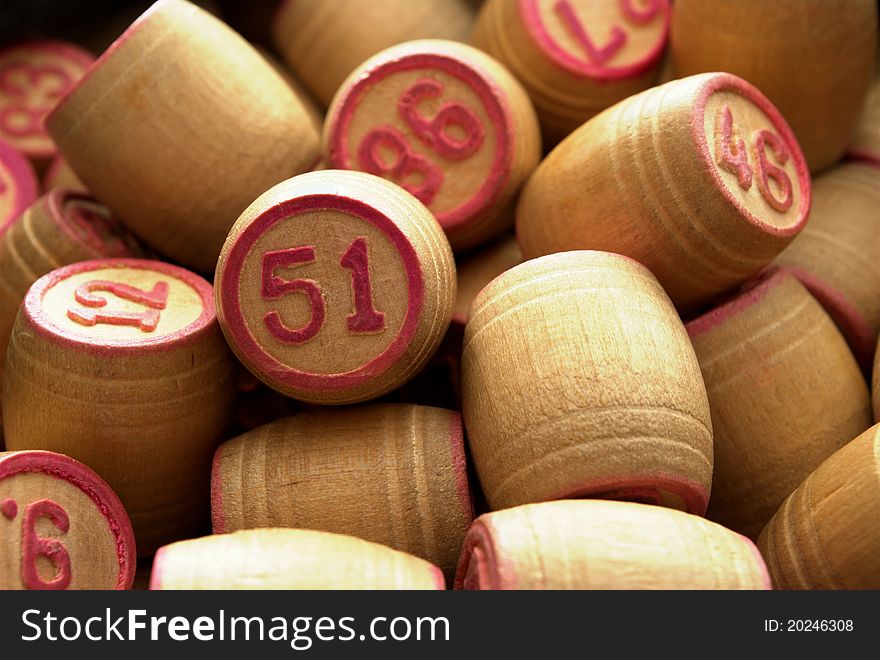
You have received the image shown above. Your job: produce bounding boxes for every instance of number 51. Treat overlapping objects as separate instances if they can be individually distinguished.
[261,237,386,344]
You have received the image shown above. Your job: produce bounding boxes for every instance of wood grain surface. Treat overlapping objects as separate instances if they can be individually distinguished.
[45,0,321,272]
[324,39,541,251]
[671,0,877,173]
[150,528,445,590]
[3,258,236,556]
[462,250,713,514]
[212,403,472,579]
[456,500,770,590]
[688,270,873,539]
[758,424,880,589]
[273,0,476,107]
[472,0,670,143]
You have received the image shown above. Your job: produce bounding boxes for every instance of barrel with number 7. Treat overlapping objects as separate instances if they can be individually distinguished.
[516,72,811,312]
[3,259,237,556]
[324,39,542,251]
[214,170,456,405]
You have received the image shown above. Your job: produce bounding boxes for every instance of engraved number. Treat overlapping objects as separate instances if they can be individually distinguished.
[261,237,385,345]
[357,79,486,205]
[554,0,662,66]
[340,237,385,333]
[714,106,793,212]
[2,498,72,590]
[67,280,169,332]
[397,79,484,160]
[357,126,444,205]
[753,129,793,212]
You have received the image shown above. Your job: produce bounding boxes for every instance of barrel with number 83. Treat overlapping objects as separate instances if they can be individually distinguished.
[215,170,456,405]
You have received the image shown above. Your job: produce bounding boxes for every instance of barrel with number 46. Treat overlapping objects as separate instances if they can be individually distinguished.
[215,170,456,405]
[516,72,811,312]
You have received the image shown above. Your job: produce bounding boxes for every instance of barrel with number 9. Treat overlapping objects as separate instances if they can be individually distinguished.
[516,72,811,312]
[324,39,542,251]
[215,170,456,405]
[3,259,237,555]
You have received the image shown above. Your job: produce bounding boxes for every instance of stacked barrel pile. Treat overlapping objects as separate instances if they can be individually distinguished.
[1,0,878,590]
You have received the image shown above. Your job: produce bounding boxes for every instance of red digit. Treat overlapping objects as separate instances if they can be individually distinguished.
[67,280,169,332]
[620,0,661,24]
[714,105,753,191]
[753,129,793,212]
[340,237,385,333]
[357,126,444,205]
[20,499,72,590]
[555,0,627,65]
[261,246,326,344]
[398,79,484,160]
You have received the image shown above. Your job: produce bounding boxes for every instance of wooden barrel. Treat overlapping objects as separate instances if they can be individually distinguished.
[0,191,145,447]
[324,39,542,251]
[775,162,880,372]
[215,170,456,405]
[472,0,670,144]
[45,0,320,272]
[758,423,880,589]
[150,528,445,590]
[516,73,810,312]
[462,250,713,514]
[212,403,471,579]
[273,0,475,107]
[3,258,237,556]
[687,269,873,539]
[671,0,877,173]
[456,500,770,590]
[0,449,135,589]
[0,40,94,170]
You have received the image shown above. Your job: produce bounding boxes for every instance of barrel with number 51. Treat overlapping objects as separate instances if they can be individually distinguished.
[3,259,237,556]
[215,170,456,405]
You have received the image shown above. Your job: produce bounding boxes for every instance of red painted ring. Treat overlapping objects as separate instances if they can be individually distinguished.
[218,194,425,393]
[0,450,136,590]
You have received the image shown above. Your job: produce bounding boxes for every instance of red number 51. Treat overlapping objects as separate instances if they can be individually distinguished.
[261,236,386,344]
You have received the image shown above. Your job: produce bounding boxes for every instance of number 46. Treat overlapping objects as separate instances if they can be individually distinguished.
[261,237,386,344]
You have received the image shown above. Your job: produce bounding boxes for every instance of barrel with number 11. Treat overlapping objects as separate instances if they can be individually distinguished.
[325,39,541,251]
